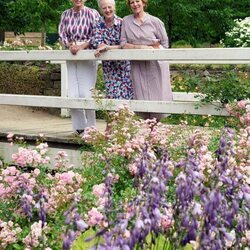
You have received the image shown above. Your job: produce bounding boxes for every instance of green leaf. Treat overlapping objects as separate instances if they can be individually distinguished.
[72,228,100,250]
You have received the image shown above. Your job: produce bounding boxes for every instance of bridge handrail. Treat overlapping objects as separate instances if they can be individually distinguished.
[0,48,250,64]
[0,48,249,116]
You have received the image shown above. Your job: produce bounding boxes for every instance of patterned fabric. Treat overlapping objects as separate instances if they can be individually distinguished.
[91,15,134,100]
[58,6,100,47]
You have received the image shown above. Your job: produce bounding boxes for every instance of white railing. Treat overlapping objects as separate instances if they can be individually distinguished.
[0,48,250,116]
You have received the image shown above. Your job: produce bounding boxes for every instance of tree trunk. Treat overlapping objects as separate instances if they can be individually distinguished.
[0,30,5,45]
[165,10,172,48]
[166,16,173,48]
[41,18,46,46]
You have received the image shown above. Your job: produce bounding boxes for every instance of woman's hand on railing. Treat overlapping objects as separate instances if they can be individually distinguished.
[69,42,89,55]
[69,44,81,55]
[94,44,108,57]
[151,42,161,49]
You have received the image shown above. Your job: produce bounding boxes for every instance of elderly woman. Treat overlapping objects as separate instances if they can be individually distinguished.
[120,0,172,121]
[92,0,134,100]
[58,0,100,135]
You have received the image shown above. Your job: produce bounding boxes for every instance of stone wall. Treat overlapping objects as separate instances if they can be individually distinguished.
[0,62,61,115]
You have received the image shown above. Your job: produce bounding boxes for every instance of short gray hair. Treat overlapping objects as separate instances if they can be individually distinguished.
[97,0,115,9]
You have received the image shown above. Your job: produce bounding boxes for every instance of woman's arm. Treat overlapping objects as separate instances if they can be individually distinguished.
[58,12,70,47]
[156,19,169,49]
[94,44,121,57]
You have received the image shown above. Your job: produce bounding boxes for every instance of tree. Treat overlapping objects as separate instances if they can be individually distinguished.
[148,0,236,47]
[0,0,36,44]
[230,0,250,19]
[1,0,249,47]
[0,0,8,44]
[8,0,70,46]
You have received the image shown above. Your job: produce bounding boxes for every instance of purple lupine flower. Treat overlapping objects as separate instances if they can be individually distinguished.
[76,219,88,231]
[35,188,47,228]
[63,198,89,250]
[91,145,173,249]
[21,192,33,219]
[198,127,250,249]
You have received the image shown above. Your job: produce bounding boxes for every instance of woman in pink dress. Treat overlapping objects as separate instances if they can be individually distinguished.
[120,0,172,121]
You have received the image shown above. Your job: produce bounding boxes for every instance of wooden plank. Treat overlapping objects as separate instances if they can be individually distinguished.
[0,94,228,116]
[20,32,42,38]
[0,48,249,64]
[4,32,16,38]
[172,92,204,101]
[5,32,42,38]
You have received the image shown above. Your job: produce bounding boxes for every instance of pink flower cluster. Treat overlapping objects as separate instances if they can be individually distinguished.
[0,220,22,248]
[12,146,50,167]
[235,127,250,184]
[226,100,250,126]
[84,183,108,227]
[54,150,74,170]
[87,207,104,226]
[92,183,108,209]
[46,171,84,213]
[0,166,37,198]
[188,130,214,174]
[160,208,173,231]
[23,221,48,249]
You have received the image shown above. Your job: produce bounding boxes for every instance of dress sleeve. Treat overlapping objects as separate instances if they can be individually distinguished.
[90,19,104,49]
[156,19,169,49]
[87,10,101,47]
[120,18,128,46]
[58,11,69,47]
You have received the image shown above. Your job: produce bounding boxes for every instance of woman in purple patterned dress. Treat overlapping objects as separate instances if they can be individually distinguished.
[58,0,100,135]
[92,0,134,100]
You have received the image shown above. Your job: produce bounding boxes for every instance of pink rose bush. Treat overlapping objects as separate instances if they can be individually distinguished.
[0,102,249,249]
[12,145,50,167]
[0,140,86,249]
[0,220,22,248]
[226,100,250,126]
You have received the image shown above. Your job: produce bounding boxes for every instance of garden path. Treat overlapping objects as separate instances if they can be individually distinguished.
[0,105,106,144]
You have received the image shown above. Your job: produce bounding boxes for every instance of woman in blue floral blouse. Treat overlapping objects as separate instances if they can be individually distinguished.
[92,0,134,100]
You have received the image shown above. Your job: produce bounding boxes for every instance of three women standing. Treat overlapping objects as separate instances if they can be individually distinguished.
[59,0,172,131]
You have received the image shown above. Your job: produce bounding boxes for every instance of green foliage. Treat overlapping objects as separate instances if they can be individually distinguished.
[72,228,99,250]
[1,0,249,46]
[171,67,250,105]
[171,40,192,48]
[198,71,250,105]
[164,67,250,128]
[148,0,236,46]
[0,62,56,96]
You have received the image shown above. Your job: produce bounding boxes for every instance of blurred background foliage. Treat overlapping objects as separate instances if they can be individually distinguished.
[0,0,249,47]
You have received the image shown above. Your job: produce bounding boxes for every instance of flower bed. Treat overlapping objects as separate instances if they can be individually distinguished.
[0,102,249,249]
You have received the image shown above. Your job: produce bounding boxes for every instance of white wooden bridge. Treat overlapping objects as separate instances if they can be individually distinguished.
[0,48,250,117]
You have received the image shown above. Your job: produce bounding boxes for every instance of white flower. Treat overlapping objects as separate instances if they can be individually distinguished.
[222,17,250,47]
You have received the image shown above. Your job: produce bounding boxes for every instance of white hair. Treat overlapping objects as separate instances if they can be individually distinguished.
[97,0,115,9]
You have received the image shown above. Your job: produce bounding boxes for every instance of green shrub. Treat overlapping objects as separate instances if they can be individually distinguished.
[172,40,192,48]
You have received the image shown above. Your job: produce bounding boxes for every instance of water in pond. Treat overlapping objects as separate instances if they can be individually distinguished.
[0,141,83,168]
